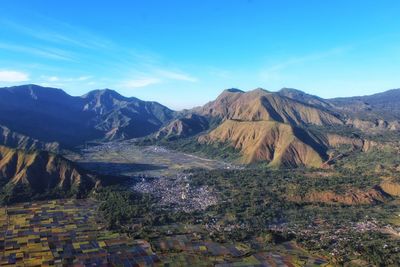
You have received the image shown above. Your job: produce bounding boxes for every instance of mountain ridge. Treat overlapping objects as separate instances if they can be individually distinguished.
[0,145,100,203]
[0,84,174,147]
[1,84,399,168]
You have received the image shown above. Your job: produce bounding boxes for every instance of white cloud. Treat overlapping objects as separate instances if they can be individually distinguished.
[41,75,92,83]
[77,76,92,81]
[156,69,197,82]
[121,78,160,88]
[48,76,59,82]
[0,70,29,82]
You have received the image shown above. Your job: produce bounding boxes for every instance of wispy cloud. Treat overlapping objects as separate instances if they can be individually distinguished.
[35,75,94,89]
[41,75,93,83]
[1,19,113,50]
[77,76,92,81]
[265,46,353,72]
[121,78,161,88]
[155,69,198,82]
[0,70,29,82]
[1,17,197,90]
[118,67,198,89]
[258,45,353,82]
[207,67,233,79]
[47,76,59,82]
[0,42,76,61]
[64,76,92,82]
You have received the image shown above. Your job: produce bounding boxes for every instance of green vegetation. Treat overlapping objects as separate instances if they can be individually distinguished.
[94,186,196,238]
[307,123,400,143]
[94,162,400,265]
[95,187,155,230]
[337,147,400,174]
[0,182,84,206]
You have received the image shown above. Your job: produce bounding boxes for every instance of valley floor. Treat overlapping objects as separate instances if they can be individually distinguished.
[45,143,400,266]
[65,140,236,177]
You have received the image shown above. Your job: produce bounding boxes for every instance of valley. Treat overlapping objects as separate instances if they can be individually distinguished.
[0,84,400,266]
[3,2,400,266]
[65,140,235,177]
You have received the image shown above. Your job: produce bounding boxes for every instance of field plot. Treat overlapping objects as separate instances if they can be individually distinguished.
[0,199,159,266]
[65,141,235,177]
[152,235,330,267]
[0,199,330,266]
[221,242,331,267]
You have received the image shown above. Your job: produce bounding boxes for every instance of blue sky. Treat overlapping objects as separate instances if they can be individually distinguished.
[0,0,399,109]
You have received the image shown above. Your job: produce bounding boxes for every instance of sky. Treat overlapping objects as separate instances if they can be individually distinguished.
[0,0,399,110]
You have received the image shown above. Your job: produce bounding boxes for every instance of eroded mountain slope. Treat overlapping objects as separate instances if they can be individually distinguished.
[0,145,99,201]
[199,120,326,167]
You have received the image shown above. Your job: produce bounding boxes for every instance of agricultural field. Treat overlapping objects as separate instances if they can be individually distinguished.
[0,199,330,266]
[0,199,159,266]
[152,235,330,266]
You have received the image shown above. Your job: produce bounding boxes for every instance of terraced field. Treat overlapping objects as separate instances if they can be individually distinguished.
[0,200,330,266]
[0,200,159,266]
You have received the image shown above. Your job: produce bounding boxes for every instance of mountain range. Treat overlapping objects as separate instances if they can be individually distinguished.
[158,87,400,167]
[0,84,174,148]
[0,83,399,202]
[0,84,399,169]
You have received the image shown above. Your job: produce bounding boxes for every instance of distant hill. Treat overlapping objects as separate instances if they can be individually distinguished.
[196,88,343,126]
[192,89,342,167]
[0,145,100,203]
[329,88,400,120]
[155,87,400,167]
[0,125,59,151]
[82,88,175,140]
[0,84,93,147]
[199,120,327,167]
[155,114,209,140]
[0,84,174,148]
[277,88,333,110]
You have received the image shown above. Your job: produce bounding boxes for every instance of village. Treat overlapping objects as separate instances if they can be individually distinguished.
[133,173,218,212]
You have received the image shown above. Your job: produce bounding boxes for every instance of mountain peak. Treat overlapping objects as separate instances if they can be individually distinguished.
[1,84,67,97]
[247,87,270,94]
[224,88,244,93]
[252,87,269,92]
[279,87,306,95]
[82,88,128,101]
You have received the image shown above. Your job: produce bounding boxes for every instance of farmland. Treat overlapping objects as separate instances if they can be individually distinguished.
[0,199,330,266]
[0,199,159,266]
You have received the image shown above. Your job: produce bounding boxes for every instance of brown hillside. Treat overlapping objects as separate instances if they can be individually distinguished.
[155,114,209,139]
[379,181,400,197]
[199,120,326,167]
[197,88,343,126]
[291,187,388,205]
[0,145,98,198]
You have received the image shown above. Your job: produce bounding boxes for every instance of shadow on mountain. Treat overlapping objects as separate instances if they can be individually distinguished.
[78,161,168,175]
